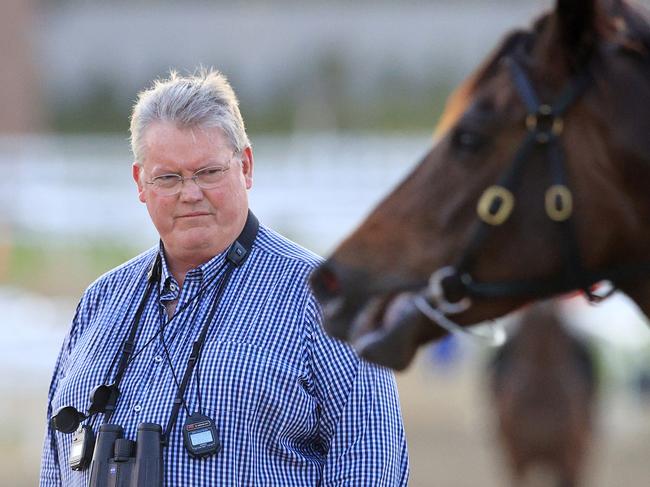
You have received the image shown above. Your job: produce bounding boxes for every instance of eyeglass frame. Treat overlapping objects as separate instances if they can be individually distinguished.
[143,151,241,195]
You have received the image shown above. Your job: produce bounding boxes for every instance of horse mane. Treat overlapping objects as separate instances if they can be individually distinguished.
[434,30,533,137]
[433,0,650,138]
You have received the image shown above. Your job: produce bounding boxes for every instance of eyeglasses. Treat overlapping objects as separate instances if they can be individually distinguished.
[144,156,237,196]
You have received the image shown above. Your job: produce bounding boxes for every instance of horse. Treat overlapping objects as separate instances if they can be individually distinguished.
[489,301,597,487]
[310,0,650,370]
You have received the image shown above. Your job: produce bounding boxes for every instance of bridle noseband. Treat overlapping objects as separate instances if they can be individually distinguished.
[414,56,630,344]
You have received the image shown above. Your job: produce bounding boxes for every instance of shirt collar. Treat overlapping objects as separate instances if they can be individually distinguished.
[157,241,230,296]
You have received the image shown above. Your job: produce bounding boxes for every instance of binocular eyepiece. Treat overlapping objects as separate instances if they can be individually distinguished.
[88,423,163,487]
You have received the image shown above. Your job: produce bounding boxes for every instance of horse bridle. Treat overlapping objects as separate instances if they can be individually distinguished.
[414,55,642,342]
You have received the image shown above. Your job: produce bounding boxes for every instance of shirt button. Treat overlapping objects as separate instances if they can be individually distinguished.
[154,355,163,363]
[133,404,142,413]
[169,283,178,292]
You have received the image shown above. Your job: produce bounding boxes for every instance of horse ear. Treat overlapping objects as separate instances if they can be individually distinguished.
[555,0,597,51]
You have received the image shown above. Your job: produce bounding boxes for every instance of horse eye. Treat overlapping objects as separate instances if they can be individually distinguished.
[451,128,487,152]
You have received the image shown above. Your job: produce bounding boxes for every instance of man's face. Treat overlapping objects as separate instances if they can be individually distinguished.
[133,121,253,264]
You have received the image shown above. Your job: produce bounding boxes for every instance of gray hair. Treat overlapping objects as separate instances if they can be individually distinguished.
[130,68,250,163]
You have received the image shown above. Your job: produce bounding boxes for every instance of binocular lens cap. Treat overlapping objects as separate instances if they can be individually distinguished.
[51,406,84,434]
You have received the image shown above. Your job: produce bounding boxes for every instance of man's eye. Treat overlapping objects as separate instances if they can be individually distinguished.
[451,128,487,152]
[197,167,229,184]
[152,174,181,188]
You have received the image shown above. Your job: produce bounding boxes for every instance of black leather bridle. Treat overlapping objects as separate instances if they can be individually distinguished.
[427,56,647,313]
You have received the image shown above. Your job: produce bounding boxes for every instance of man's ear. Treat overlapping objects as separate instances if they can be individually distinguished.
[132,162,147,203]
[241,147,254,190]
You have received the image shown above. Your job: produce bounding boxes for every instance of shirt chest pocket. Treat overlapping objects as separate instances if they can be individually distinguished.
[196,341,315,424]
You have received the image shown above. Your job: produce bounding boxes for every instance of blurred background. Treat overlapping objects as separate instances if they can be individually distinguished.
[1,0,650,485]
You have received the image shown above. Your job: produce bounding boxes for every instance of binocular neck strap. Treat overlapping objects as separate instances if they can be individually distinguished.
[102,256,161,421]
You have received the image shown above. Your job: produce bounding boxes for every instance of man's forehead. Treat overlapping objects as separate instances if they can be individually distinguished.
[144,121,228,144]
[141,123,233,165]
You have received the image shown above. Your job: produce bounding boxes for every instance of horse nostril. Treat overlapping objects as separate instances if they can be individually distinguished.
[310,263,342,299]
[321,268,340,294]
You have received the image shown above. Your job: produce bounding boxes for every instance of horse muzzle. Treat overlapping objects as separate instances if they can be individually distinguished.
[310,260,446,370]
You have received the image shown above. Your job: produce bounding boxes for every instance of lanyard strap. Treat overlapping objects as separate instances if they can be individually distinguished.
[162,211,259,445]
[98,256,161,422]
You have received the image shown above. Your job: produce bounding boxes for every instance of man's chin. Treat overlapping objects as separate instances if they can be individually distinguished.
[181,234,219,253]
[163,232,216,257]
[162,220,242,263]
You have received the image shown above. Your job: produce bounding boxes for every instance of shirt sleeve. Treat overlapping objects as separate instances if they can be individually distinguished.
[39,301,83,487]
[305,296,410,486]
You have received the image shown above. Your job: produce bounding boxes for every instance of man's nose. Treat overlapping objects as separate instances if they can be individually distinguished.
[178,178,204,201]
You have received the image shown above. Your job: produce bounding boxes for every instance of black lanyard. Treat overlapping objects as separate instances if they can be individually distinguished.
[102,211,259,430]
[162,211,259,445]
[99,262,160,422]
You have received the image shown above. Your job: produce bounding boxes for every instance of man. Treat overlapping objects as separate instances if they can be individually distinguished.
[40,69,409,486]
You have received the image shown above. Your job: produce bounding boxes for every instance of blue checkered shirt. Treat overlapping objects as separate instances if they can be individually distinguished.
[40,224,409,486]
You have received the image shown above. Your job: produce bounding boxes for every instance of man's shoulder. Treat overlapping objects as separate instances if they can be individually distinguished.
[85,246,157,295]
[254,225,323,271]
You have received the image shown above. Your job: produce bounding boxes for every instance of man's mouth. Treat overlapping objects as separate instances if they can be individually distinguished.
[177,212,211,219]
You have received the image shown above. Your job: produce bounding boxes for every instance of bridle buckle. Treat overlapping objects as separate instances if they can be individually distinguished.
[526,104,564,143]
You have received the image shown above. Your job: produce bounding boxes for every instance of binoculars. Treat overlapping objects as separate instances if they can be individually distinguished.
[88,423,163,487]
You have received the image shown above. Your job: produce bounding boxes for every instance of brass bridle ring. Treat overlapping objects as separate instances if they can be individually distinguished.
[545,184,573,221]
[477,185,515,226]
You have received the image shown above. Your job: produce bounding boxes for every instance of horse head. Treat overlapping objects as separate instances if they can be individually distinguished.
[311,0,650,370]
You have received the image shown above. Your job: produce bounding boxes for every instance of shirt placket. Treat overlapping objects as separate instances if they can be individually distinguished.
[151,270,207,413]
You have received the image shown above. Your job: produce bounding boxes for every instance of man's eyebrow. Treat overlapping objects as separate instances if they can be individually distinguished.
[149,167,180,176]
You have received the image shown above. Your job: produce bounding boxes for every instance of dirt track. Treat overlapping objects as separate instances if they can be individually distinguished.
[397,353,650,487]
